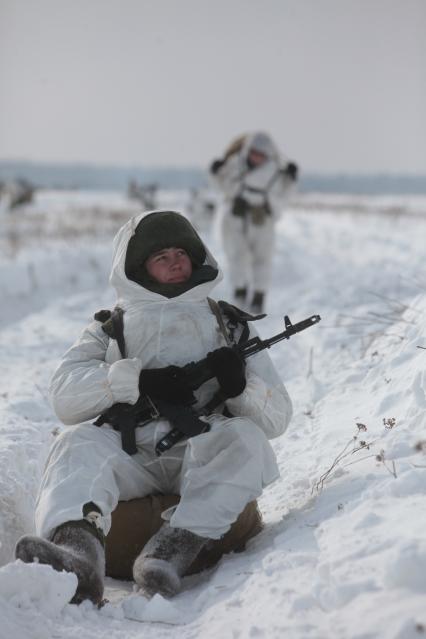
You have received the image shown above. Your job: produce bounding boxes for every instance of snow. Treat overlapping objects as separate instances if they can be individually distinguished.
[1,190,426,638]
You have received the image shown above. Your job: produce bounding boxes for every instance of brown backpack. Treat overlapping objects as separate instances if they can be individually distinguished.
[223,134,247,161]
[106,496,262,579]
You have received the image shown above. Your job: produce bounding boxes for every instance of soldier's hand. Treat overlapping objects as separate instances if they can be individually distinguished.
[283,162,299,181]
[139,366,195,405]
[210,159,225,174]
[206,347,246,397]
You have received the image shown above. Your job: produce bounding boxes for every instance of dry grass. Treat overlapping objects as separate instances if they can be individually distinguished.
[0,206,135,257]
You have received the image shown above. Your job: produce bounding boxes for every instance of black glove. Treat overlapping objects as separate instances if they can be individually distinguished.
[139,366,195,405]
[210,158,225,174]
[283,162,299,181]
[206,347,246,398]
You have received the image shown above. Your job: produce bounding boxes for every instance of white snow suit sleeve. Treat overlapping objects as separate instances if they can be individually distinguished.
[225,325,293,440]
[266,168,297,220]
[211,154,245,201]
[49,320,142,425]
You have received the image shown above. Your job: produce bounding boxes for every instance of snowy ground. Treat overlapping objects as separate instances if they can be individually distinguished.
[1,190,426,639]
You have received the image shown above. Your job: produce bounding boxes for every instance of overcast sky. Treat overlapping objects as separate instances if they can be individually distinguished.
[1,0,425,173]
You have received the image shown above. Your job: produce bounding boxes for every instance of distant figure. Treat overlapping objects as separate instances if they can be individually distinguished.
[187,187,217,233]
[0,178,35,212]
[128,180,158,210]
[210,132,298,314]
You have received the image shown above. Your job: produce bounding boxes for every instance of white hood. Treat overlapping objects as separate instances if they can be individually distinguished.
[241,132,282,164]
[109,210,223,307]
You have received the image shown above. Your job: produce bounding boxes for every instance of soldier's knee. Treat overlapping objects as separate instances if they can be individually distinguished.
[225,418,269,448]
[53,423,109,448]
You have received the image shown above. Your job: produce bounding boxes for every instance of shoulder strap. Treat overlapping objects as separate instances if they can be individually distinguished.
[207,298,232,346]
[94,306,126,358]
[208,298,266,345]
[265,167,282,193]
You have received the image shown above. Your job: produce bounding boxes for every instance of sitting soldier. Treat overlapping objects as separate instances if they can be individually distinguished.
[15,210,292,603]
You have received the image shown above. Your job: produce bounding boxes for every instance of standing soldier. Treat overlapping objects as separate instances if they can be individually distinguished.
[210,132,298,314]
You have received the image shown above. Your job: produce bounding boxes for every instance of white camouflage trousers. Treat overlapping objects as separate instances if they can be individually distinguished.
[35,415,279,541]
[221,212,275,291]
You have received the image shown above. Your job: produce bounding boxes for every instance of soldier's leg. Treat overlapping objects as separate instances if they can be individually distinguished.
[249,219,275,313]
[17,423,166,604]
[168,417,279,539]
[35,423,164,540]
[132,418,278,598]
[222,213,251,300]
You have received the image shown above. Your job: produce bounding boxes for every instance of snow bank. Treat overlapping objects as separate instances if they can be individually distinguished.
[265,292,426,638]
[0,561,76,639]
[0,243,112,327]
[0,560,77,615]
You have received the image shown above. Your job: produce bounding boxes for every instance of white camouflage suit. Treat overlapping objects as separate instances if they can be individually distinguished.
[212,132,296,294]
[37,211,293,541]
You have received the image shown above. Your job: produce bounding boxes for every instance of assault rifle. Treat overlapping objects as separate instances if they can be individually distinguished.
[94,313,321,456]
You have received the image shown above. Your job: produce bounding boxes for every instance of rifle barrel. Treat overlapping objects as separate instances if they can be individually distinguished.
[242,314,321,358]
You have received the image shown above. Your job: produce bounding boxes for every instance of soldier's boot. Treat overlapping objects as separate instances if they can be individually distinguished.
[15,506,105,606]
[251,290,265,315]
[133,523,208,598]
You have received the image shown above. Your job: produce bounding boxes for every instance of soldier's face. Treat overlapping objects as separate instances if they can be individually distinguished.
[145,247,193,284]
[248,149,267,167]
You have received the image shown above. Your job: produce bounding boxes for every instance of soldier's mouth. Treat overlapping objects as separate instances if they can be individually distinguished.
[168,275,187,283]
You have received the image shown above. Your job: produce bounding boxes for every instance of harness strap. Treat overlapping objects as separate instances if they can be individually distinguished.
[236,166,282,224]
[206,298,257,420]
[216,299,265,344]
[96,300,262,358]
[207,298,232,346]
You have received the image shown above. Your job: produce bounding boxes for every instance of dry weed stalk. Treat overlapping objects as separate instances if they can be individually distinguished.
[375,449,397,478]
[313,419,398,493]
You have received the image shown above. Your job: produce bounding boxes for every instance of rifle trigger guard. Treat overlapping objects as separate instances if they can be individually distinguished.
[146,395,160,419]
